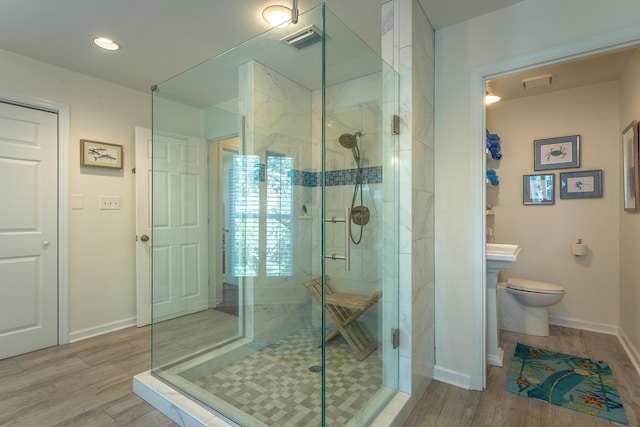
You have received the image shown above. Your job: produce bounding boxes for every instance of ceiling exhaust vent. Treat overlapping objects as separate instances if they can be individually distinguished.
[522,74,553,90]
[282,25,322,49]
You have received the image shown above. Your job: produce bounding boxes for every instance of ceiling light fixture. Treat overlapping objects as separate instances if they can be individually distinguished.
[262,0,298,27]
[485,81,501,105]
[262,5,291,27]
[93,37,120,51]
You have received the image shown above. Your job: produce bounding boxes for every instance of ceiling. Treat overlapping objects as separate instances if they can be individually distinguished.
[0,0,523,94]
[2,0,632,102]
[488,48,638,103]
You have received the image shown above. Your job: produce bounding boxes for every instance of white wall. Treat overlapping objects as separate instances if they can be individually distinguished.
[0,48,150,338]
[619,50,640,364]
[487,82,620,331]
[435,0,640,389]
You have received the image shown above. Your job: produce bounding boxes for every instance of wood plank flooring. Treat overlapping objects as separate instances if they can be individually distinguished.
[153,309,239,368]
[405,326,640,427]
[1,324,637,426]
[0,325,177,427]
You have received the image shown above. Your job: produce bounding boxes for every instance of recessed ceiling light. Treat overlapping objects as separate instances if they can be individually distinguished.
[93,37,120,51]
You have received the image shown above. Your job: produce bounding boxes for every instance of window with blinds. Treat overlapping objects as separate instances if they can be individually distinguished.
[266,154,293,276]
[229,154,293,277]
[230,155,260,277]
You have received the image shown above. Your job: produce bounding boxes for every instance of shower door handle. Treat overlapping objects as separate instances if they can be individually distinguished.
[322,207,351,271]
[344,207,351,272]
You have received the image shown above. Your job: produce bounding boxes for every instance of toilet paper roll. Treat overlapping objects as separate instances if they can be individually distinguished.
[571,243,588,256]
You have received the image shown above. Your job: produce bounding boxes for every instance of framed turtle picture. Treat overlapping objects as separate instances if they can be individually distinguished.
[533,135,580,170]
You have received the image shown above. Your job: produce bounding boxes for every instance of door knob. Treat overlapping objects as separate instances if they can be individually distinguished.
[42,240,51,247]
[140,234,150,242]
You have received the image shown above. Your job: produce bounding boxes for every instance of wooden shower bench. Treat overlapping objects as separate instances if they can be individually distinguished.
[303,275,381,361]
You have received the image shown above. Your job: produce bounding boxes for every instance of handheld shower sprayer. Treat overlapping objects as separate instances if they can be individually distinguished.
[338,131,364,167]
[338,131,369,244]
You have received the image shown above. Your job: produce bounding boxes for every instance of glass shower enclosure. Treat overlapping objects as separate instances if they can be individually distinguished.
[149,5,399,426]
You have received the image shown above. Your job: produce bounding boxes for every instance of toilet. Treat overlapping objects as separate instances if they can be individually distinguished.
[497,278,565,336]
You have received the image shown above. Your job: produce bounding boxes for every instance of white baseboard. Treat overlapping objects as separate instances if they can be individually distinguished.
[550,316,640,377]
[618,328,640,377]
[549,315,618,335]
[433,365,471,389]
[436,318,635,392]
[69,317,137,342]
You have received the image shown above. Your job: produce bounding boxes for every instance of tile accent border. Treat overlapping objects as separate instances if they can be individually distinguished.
[292,166,383,187]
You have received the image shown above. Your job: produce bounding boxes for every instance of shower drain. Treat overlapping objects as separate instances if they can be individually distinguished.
[308,365,322,373]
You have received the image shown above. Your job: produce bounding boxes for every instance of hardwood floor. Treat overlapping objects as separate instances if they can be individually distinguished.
[1,324,637,427]
[405,326,640,427]
[0,325,177,427]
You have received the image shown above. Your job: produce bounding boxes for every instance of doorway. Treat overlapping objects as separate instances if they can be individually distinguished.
[480,45,640,388]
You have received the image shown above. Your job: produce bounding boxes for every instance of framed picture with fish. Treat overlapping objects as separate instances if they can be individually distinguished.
[80,139,123,169]
[533,135,580,170]
[560,169,602,199]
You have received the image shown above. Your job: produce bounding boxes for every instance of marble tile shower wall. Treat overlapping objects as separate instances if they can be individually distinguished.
[309,72,390,340]
[409,0,436,400]
[382,0,435,402]
[243,61,392,347]
[245,61,314,343]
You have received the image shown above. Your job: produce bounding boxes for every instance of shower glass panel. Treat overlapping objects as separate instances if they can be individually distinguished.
[150,5,398,426]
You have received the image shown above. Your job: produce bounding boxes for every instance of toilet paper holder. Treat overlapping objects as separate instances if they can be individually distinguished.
[571,238,588,256]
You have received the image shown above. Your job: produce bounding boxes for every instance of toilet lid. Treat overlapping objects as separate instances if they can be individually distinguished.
[506,278,565,294]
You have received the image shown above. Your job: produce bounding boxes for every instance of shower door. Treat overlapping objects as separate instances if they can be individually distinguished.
[321,7,400,425]
[149,5,399,426]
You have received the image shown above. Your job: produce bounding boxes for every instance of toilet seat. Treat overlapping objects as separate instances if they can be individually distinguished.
[506,278,564,295]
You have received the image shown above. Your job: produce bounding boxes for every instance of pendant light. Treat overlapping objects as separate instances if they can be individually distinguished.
[262,0,299,27]
[485,81,501,105]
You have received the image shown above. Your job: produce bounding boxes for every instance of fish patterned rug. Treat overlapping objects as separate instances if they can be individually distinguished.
[505,343,627,425]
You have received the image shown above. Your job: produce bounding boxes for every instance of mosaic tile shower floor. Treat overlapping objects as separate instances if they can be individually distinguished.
[189,328,382,426]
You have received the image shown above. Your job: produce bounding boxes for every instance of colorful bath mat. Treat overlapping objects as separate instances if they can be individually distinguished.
[505,343,628,424]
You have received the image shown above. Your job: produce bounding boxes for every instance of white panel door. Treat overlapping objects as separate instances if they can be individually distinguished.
[135,127,209,323]
[0,101,58,359]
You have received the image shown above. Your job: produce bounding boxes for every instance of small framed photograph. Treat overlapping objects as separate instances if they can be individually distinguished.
[523,173,555,205]
[622,121,638,212]
[560,170,602,199]
[534,135,580,170]
[80,139,123,169]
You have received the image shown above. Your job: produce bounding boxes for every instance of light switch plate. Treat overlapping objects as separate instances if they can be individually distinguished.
[99,196,120,210]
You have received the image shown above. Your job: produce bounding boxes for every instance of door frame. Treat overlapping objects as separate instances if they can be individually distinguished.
[209,136,239,308]
[472,27,640,390]
[0,89,70,345]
